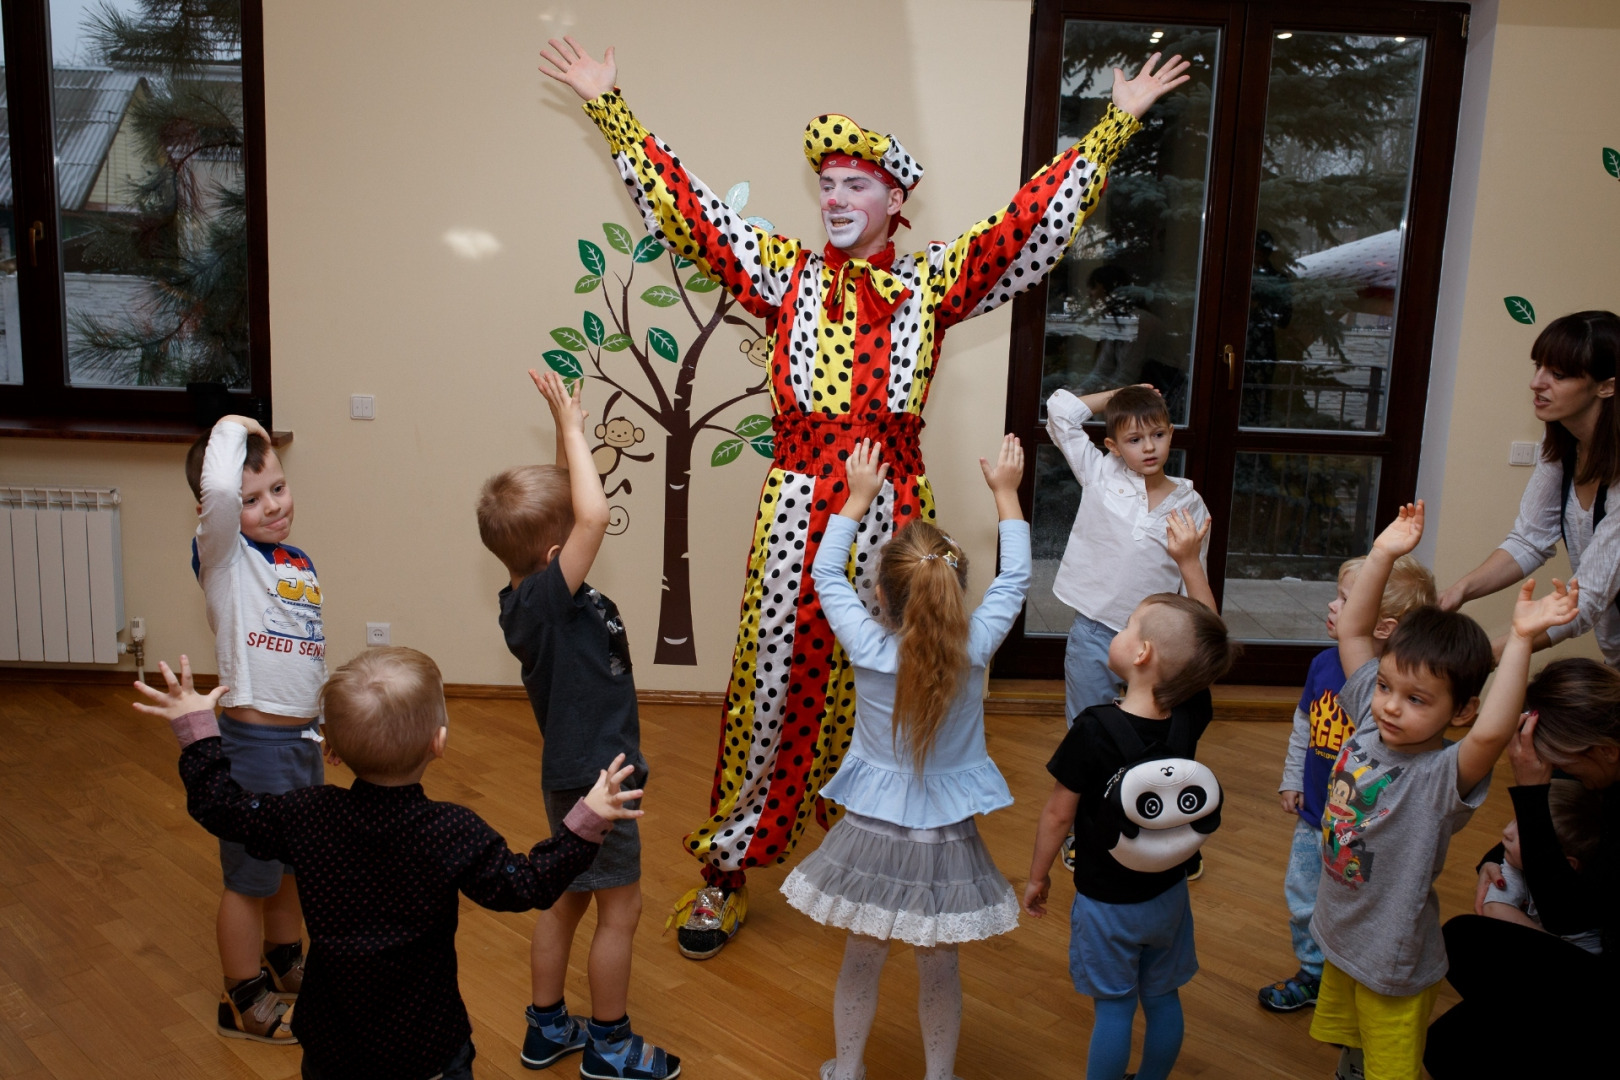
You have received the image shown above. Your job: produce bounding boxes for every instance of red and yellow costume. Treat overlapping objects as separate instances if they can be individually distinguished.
[582,90,1141,890]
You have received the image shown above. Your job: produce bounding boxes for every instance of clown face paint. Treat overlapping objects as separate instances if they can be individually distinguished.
[819,167,900,257]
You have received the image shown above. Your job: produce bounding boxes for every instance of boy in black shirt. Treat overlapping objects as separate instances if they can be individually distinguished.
[477,370,675,1079]
[134,648,642,1080]
[1025,593,1237,1080]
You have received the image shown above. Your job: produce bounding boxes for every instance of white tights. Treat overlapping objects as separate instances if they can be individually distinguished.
[829,933,961,1080]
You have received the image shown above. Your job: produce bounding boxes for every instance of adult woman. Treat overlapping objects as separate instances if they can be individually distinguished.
[1424,658,1620,1074]
[1439,312,1620,663]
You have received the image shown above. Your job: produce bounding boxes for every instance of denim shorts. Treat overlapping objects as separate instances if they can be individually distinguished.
[1069,878,1198,999]
[543,780,643,892]
[217,712,324,897]
[1064,612,1122,724]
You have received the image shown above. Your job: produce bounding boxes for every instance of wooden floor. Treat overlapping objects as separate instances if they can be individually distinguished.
[0,679,1512,1079]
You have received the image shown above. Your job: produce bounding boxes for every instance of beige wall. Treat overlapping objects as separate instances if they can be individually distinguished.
[1423,0,1620,659]
[7,0,1619,688]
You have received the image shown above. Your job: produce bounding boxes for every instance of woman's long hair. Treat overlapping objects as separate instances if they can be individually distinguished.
[877,521,970,775]
[1523,657,1620,767]
[1535,310,1620,487]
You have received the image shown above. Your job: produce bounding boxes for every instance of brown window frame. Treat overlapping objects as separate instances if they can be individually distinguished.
[0,0,271,439]
[997,0,1469,684]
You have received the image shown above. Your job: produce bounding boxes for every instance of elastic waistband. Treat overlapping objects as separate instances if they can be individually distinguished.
[218,712,322,743]
[772,410,925,478]
[840,810,979,844]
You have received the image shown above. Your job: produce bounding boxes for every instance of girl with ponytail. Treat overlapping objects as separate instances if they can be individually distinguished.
[782,435,1031,1080]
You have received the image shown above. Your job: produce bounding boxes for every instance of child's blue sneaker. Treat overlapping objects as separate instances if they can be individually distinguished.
[582,1016,680,1079]
[520,1002,587,1070]
[1257,968,1320,1012]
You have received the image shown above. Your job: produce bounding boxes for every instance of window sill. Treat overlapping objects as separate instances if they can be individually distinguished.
[0,417,293,448]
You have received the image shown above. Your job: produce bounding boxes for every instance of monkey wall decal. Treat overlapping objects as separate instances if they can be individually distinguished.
[591,391,656,497]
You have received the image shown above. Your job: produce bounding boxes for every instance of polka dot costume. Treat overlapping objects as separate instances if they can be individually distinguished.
[582,91,1141,888]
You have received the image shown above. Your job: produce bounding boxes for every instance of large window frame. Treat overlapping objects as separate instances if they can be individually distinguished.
[0,0,270,437]
[998,0,1468,684]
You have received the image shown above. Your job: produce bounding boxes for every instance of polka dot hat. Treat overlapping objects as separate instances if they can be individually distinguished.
[804,114,924,195]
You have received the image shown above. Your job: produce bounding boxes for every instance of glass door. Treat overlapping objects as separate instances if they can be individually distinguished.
[999,0,1468,683]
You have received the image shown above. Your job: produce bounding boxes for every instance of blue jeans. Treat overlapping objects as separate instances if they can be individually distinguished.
[1064,612,1121,725]
[1285,816,1325,978]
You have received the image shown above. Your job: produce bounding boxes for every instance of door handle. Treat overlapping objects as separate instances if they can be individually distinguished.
[27,221,43,268]
[1222,344,1236,390]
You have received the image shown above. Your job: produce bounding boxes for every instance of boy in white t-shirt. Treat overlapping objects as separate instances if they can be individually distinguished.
[184,414,329,1045]
[1046,384,1213,721]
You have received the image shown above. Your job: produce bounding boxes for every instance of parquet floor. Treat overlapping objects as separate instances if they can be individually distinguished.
[0,679,1511,1079]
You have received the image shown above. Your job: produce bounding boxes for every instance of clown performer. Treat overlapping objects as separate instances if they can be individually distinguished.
[541,36,1189,960]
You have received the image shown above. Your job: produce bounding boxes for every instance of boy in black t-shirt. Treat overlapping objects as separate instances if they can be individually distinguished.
[1025,593,1237,1080]
[476,371,678,1080]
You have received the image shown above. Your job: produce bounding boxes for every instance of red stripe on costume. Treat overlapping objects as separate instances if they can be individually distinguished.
[772,411,926,479]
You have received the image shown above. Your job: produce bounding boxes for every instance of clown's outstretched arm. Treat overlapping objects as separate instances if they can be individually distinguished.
[932,52,1190,330]
[540,36,800,320]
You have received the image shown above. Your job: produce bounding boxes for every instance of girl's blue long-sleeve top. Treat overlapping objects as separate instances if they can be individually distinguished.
[812,513,1031,827]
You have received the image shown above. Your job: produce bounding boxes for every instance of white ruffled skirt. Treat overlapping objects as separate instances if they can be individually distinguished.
[780,811,1020,947]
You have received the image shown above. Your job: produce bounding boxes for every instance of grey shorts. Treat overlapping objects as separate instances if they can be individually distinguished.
[543,780,643,892]
[218,712,325,897]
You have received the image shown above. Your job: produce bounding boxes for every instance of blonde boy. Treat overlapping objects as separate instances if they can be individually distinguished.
[1259,553,1434,1011]
[476,372,676,1079]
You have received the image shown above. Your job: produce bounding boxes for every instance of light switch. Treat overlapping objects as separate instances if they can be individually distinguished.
[1509,441,1537,467]
[350,394,375,420]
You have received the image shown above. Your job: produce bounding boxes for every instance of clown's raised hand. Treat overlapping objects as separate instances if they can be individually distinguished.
[539,36,616,101]
[1111,52,1192,118]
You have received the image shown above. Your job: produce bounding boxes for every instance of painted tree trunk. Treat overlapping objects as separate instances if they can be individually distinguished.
[653,422,698,665]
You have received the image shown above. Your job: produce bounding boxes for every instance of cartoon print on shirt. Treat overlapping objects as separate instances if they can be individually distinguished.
[1321,743,1403,889]
[262,547,324,643]
[585,586,632,678]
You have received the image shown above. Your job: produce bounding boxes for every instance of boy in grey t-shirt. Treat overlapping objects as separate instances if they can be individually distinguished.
[1308,502,1580,1080]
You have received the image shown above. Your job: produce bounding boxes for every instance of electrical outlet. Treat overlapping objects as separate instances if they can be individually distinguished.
[350,394,376,420]
[366,622,390,646]
[1509,441,1538,467]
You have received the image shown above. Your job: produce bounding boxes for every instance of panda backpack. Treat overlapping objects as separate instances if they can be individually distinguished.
[1092,708,1222,874]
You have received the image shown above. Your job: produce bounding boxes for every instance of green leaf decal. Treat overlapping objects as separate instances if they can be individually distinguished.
[685,271,720,293]
[1605,148,1620,180]
[578,239,605,276]
[749,434,774,458]
[583,311,605,346]
[550,327,588,351]
[640,286,681,308]
[574,274,602,294]
[1504,296,1537,325]
[647,327,680,363]
[542,350,583,381]
[632,236,664,264]
[601,333,632,352]
[711,438,744,467]
[603,223,634,255]
[673,256,694,269]
[734,414,772,438]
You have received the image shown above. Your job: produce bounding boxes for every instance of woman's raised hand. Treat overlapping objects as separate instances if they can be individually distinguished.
[1111,52,1192,119]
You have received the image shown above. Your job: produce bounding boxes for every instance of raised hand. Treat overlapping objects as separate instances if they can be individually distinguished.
[1165,508,1211,564]
[132,655,226,722]
[1507,711,1555,787]
[219,413,270,442]
[584,753,646,821]
[1111,52,1192,119]
[979,434,1025,495]
[1510,577,1579,641]
[1372,500,1425,559]
[530,368,587,434]
[538,36,617,101]
[846,439,890,506]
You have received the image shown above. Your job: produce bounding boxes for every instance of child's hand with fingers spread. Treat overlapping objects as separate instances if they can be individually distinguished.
[1511,577,1580,641]
[584,753,646,821]
[132,655,226,723]
[1165,509,1210,564]
[843,440,890,512]
[1372,500,1425,558]
[979,434,1025,494]
[529,369,587,434]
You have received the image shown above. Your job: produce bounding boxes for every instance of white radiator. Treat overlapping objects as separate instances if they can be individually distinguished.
[0,486,124,664]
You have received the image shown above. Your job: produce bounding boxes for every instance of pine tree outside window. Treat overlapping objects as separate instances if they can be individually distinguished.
[0,0,269,434]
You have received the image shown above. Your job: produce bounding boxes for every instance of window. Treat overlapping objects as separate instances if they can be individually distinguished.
[0,0,269,433]
[1000,0,1468,683]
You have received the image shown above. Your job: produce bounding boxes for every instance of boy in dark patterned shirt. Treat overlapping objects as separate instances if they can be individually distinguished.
[135,648,641,1080]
